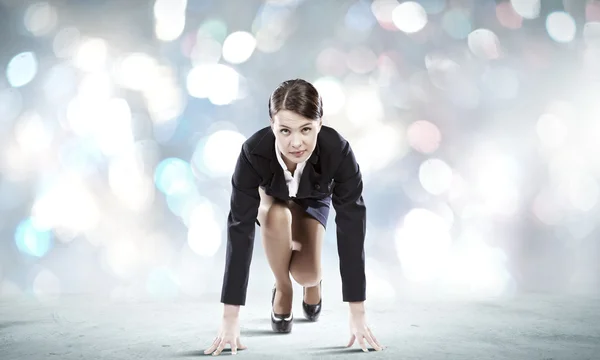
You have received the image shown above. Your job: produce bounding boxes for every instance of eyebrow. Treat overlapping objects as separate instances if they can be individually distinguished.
[279,122,313,129]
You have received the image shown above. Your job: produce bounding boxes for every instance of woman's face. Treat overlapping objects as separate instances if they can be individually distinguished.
[271,109,322,166]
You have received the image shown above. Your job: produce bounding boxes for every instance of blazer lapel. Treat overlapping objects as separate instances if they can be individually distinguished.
[295,142,321,198]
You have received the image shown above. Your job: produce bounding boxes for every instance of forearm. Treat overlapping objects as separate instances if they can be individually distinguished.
[349,301,365,315]
[223,304,240,318]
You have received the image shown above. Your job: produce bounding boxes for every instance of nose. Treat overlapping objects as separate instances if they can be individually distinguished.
[290,134,302,148]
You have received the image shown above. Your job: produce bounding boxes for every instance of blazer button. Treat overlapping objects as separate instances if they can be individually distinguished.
[314,184,320,190]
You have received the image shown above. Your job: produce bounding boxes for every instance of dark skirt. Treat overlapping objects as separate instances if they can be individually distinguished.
[256,195,332,230]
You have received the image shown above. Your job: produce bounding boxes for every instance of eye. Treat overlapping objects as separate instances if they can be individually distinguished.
[280,129,290,135]
[301,127,312,133]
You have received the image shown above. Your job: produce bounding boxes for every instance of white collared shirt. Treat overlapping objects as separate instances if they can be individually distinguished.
[275,140,307,198]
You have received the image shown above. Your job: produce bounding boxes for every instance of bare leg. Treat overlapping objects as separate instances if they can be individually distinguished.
[288,202,325,305]
[257,188,294,315]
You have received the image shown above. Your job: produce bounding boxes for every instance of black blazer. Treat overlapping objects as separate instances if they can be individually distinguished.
[220,125,366,306]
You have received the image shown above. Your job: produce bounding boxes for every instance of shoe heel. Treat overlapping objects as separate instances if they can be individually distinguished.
[302,280,322,322]
[271,286,293,333]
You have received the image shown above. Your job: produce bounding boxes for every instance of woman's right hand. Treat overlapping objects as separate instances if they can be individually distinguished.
[204,306,247,356]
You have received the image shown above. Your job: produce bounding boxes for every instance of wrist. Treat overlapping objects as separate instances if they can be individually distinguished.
[223,304,240,318]
[349,301,365,315]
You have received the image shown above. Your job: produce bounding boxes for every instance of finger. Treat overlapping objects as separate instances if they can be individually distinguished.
[364,330,381,351]
[232,343,238,355]
[346,334,355,348]
[368,327,383,349]
[236,338,247,350]
[212,339,227,356]
[357,335,369,352]
[204,337,220,355]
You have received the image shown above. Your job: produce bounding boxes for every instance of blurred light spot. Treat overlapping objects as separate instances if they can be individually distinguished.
[313,77,345,116]
[154,158,195,195]
[353,122,406,179]
[425,53,460,90]
[346,46,378,74]
[43,63,77,103]
[24,2,57,36]
[371,0,400,31]
[193,130,247,178]
[199,18,228,43]
[587,2,600,22]
[392,1,428,34]
[0,88,23,125]
[536,113,568,149]
[467,29,501,60]
[482,66,519,99]
[496,1,522,29]
[15,218,53,257]
[74,38,107,72]
[32,268,61,300]
[222,31,256,64]
[31,175,100,234]
[187,200,222,257]
[532,187,562,225]
[510,0,540,19]
[186,64,240,105]
[420,0,446,14]
[154,0,187,19]
[154,0,187,42]
[441,9,472,39]
[95,98,134,157]
[79,71,112,103]
[546,11,576,43]
[114,53,158,91]
[316,47,347,77]
[142,66,186,124]
[167,188,202,224]
[146,267,179,299]
[105,240,142,280]
[365,262,396,300]
[6,52,38,87]
[190,36,222,66]
[345,0,376,32]
[395,208,453,283]
[252,3,295,53]
[407,120,441,154]
[53,27,81,58]
[566,173,599,212]
[419,158,453,196]
[345,87,384,126]
[108,149,156,212]
[14,111,54,153]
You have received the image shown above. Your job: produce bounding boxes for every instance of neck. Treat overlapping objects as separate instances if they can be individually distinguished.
[283,156,297,174]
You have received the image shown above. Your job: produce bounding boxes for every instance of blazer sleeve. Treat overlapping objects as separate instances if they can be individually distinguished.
[331,140,367,303]
[220,143,261,306]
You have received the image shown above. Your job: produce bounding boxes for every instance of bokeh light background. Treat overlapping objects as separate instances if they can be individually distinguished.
[1,0,600,303]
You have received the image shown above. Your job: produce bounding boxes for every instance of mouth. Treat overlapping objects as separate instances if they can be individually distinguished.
[290,150,305,157]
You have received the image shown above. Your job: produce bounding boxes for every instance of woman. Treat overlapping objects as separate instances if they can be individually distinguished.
[204,79,384,355]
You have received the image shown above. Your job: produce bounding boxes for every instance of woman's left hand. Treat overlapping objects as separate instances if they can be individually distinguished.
[346,311,384,352]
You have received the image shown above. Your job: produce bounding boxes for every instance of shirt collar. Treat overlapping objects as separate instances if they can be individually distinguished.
[275,140,307,174]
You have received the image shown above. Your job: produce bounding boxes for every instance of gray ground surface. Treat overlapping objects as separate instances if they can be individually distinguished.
[1,291,599,359]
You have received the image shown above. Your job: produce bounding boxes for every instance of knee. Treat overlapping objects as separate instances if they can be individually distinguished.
[291,269,321,288]
[261,201,292,235]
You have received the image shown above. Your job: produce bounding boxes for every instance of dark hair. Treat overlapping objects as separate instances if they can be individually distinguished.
[268,79,323,120]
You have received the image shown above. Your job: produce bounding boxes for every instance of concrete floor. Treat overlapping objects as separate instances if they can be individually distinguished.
[1,291,599,359]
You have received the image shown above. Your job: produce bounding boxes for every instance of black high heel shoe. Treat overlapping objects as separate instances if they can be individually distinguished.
[271,285,293,333]
[302,280,322,322]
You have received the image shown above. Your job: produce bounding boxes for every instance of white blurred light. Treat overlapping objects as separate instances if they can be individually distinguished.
[115,53,158,91]
[24,2,57,36]
[546,11,577,43]
[190,36,222,66]
[222,31,257,64]
[95,98,134,157]
[31,174,100,234]
[154,0,187,18]
[32,268,61,300]
[78,71,112,102]
[105,240,142,280]
[108,151,156,212]
[395,208,453,283]
[583,22,600,46]
[392,1,428,34]
[0,88,23,124]
[566,172,599,212]
[468,29,501,60]
[186,64,240,105]
[313,77,345,115]
[353,122,406,179]
[187,201,222,257]
[510,0,540,19]
[536,113,568,149]
[345,87,384,126]
[201,130,247,177]
[74,38,107,72]
[53,27,81,58]
[419,158,453,196]
[155,16,186,42]
[43,63,78,102]
[371,0,400,28]
[14,111,53,153]
[6,52,38,87]
[142,66,185,124]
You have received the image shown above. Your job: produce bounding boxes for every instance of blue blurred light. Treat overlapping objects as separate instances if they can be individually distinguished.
[154,158,195,195]
[14,218,53,257]
[420,0,447,15]
[345,0,375,32]
[441,9,472,40]
[6,52,38,88]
